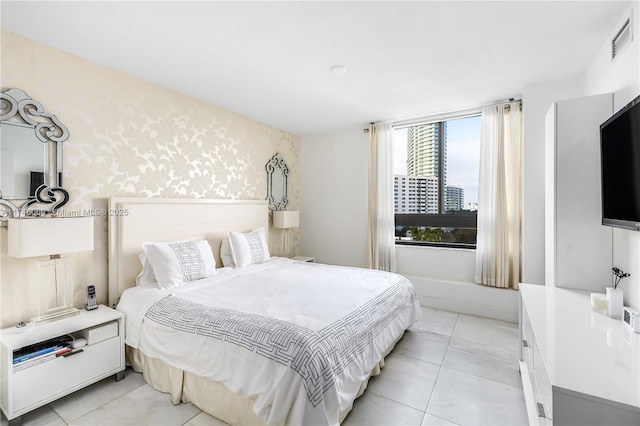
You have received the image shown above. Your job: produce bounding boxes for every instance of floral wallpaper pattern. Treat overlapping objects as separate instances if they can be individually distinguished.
[0,31,300,327]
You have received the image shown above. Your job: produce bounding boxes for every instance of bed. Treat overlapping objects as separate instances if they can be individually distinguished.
[108,197,421,425]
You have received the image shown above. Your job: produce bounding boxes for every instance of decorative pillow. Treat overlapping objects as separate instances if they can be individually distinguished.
[143,239,216,289]
[220,238,236,268]
[136,253,157,286]
[227,228,270,268]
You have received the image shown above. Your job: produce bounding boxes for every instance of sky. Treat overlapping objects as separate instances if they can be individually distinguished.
[393,115,481,205]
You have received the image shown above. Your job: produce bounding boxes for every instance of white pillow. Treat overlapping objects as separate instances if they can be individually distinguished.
[143,239,216,289]
[136,253,157,286]
[227,228,270,268]
[220,238,236,268]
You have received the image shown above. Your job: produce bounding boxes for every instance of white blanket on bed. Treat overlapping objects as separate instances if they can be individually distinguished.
[117,258,420,425]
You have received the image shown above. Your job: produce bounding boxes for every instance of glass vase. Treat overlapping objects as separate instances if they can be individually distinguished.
[606,287,623,319]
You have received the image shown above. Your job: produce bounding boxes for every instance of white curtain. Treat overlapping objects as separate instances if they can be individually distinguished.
[475,102,522,289]
[367,122,397,272]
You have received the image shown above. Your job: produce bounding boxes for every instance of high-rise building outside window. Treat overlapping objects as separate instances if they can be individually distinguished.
[394,115,480,248]
[446,186,464,212]
[407,123,446,179]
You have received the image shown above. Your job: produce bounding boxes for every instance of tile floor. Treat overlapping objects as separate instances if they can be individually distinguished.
[1,307,528,426]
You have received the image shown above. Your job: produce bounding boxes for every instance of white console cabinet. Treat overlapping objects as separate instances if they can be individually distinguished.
[1,306,125,424]
[519,284,640,425]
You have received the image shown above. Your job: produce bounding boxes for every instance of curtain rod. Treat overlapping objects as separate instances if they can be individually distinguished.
[363,98,522,133]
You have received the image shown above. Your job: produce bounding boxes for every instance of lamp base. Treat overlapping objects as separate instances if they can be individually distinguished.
[281,228,296,258]
[31,307,80,325]
[33,256,78,325]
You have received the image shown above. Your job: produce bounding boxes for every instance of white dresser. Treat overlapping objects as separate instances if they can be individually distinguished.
[519,284,640,425]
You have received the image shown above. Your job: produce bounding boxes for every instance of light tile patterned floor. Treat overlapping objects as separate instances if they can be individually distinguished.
[1,307,527,426]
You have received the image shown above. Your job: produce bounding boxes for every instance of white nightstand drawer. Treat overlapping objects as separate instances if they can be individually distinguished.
[13,336,122,414]
[74,320,118,345]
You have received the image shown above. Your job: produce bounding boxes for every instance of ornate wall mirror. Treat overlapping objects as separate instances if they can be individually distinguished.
[0,88,69,218]
[266,153,289,211]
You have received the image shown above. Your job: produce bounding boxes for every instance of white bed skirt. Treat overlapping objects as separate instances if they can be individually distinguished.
[126,333,403,425]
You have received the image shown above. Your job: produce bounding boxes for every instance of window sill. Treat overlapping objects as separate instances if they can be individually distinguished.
[395,240,476,250]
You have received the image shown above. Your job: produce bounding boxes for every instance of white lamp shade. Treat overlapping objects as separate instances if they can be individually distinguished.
[273,210,299,229]
[8,216,94,258]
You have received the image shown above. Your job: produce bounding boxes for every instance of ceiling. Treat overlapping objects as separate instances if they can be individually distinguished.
[0,1,633,136]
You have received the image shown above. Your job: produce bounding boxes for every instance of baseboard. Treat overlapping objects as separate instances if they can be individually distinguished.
[406,275,519,323]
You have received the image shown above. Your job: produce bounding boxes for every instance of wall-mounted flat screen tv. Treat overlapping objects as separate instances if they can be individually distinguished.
[600,95,640,231]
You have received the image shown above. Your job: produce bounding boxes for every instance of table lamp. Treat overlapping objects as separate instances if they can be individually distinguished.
[272,210,299,258]
[8,216,94,323]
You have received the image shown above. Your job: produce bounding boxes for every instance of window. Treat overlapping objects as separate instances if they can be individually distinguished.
[393,114,481,248]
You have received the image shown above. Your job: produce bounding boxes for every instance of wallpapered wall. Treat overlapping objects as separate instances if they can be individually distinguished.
[0,30,300,327]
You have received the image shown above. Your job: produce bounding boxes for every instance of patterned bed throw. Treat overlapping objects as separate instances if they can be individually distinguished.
[144,276,417,424]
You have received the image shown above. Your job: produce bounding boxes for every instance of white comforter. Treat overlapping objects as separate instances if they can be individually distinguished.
[117,257,420,425]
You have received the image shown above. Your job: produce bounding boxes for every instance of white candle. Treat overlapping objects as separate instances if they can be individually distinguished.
[591,293,608,315]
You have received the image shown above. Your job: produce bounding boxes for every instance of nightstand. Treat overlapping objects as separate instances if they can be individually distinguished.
[0,306,125,425]
[293,255,315,263]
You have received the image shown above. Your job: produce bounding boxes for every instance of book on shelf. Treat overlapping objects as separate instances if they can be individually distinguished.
[12,335,73,368]
[13,347,72,371]
[13,345,61,364]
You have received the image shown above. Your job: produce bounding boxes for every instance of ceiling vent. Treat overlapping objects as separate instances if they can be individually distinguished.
[611,16,632,60]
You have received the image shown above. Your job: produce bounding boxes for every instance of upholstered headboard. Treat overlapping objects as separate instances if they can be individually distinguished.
[108,197,269,307]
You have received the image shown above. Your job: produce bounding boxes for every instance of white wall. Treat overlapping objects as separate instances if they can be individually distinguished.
[396,245,518,322]
[583,5,640,111]
[521,4,639,310]
[583,5,640,310]
[300,128,369,268]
